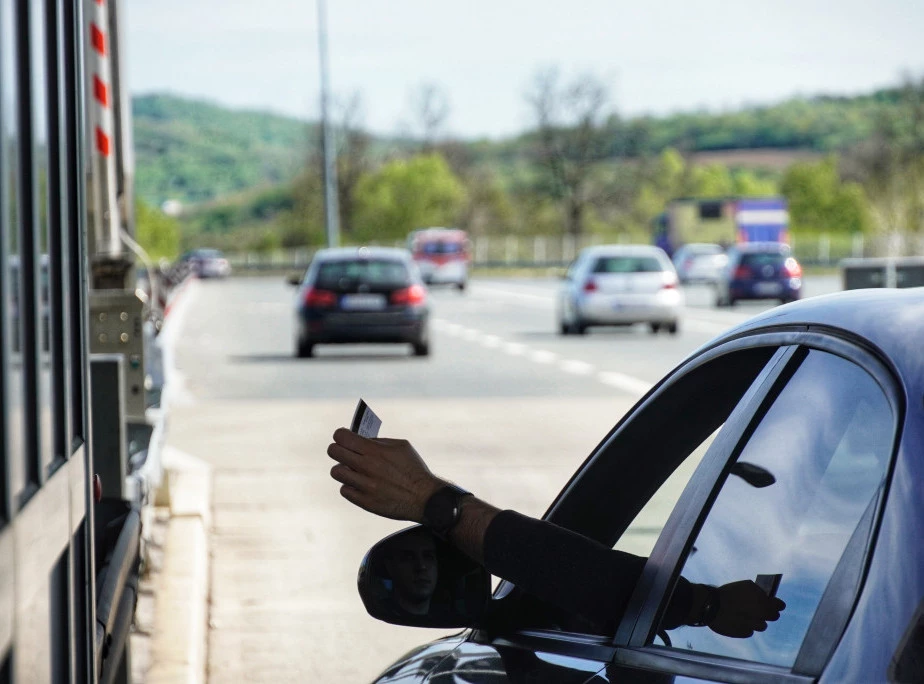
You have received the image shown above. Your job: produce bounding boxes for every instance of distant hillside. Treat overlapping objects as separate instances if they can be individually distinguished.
[132,94,315,206]
[133,88,905,209]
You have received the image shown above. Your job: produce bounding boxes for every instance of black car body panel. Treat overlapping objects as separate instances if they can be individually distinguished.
[367,287,924,683]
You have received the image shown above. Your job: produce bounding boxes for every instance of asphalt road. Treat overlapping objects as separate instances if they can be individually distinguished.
[165,274,839,682]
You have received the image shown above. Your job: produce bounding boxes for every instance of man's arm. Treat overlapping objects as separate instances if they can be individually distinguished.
[327,427,500,562]
[327,428,784,636]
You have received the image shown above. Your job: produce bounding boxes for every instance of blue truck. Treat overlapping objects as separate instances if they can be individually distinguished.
[654,197,790,258]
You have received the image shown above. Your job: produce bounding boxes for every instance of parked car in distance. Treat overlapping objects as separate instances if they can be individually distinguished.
[408,227,471,291]
[557,244,683,335]
[715,242,802,307]
[290,246,430,358]
[358,286,924,684]
[672,242,728,284]
[180,248,231,279]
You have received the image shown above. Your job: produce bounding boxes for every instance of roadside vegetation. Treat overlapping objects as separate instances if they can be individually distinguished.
[134,74,924,260]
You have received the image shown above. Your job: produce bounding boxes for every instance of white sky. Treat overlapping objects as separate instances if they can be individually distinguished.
[126,0,924,140]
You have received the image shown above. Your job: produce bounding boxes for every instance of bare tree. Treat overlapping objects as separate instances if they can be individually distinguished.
[335,92,371,237]
[526,68,611,236]
[409,82,451,152]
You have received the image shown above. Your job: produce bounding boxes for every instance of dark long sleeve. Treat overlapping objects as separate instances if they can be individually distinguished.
[483,510,693,630]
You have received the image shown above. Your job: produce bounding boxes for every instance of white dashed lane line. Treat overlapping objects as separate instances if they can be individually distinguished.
[433,317,648,396]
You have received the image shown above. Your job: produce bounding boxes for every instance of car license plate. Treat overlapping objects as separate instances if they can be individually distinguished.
[341,293,386,310]
[754,282,782,296]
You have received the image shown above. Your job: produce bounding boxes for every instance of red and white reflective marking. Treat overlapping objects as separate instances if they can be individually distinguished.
[89,0,113,158]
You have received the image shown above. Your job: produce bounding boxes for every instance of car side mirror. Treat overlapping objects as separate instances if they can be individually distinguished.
[358,525,491,629]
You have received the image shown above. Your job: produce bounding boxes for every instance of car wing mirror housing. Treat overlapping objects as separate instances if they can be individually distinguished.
[358,525,491,629]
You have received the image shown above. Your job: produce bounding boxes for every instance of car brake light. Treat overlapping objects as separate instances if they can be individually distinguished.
[662,273,678,289]
[733,266,751,279]
[583,279,597,293]
[391,284,427,305]
[783,257,802,278]
[305,288,337,307]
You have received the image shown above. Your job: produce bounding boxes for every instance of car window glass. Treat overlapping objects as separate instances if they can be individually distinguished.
[316,259,410,290]
[657,349,893,667]
[614,427,720,557]
[422,241,462,255]
[741,253,784,268]
[593,256,663,274]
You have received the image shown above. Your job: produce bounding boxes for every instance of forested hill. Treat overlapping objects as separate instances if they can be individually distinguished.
[133,94,315,206]
[133,88,904,208]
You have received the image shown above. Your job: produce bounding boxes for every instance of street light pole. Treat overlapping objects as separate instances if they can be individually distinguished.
[317,0,340,247]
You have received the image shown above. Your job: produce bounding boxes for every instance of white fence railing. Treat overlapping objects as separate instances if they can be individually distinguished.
[225,232,924,271]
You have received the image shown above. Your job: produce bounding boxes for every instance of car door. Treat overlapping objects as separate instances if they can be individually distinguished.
[447,330,898,683]
[605,335,900,682]
[429,341,786,681]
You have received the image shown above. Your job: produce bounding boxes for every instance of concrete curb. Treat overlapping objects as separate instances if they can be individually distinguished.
[146,447,212,684]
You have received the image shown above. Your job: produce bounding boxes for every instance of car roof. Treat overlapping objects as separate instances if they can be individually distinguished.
[312,246,412,262]
[581,244,668,257]
[707,287,924,389]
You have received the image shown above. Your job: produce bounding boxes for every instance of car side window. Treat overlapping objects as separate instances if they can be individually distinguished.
[656,349,894,667]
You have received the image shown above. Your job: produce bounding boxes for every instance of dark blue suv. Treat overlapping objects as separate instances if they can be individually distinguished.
[715,242,802,307]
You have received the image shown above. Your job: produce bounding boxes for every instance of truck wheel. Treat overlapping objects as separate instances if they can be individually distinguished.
[649,323,661,334]
[296,339,314,358]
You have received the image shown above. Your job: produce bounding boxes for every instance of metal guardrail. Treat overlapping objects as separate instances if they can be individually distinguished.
[840,256,924,290]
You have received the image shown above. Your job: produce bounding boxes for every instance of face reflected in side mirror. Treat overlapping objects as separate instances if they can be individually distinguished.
[358,525,491,628]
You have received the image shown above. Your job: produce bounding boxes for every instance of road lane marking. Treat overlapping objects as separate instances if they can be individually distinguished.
[432,316,649,397]
[598,371,652,395]
[503,342,527,356]
[560,359,594,375]
[529,349,557,364]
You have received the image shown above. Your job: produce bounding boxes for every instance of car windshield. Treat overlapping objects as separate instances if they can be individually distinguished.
[315,259,411,290]
[593,256,664,273]
[421,241,463,255]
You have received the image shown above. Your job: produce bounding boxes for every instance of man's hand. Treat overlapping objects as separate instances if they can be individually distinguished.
[710,579,786,638]
[327,428,445,522]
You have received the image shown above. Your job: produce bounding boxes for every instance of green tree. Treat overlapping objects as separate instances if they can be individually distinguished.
[134,200,180,260]
[352,154,466,242]
[781,156,872,233]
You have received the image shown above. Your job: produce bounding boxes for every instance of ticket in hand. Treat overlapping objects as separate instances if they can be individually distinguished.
[351,399,382,438]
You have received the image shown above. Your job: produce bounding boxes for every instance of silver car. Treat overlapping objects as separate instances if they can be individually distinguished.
[557,244,683,335]
[672,242,728,284]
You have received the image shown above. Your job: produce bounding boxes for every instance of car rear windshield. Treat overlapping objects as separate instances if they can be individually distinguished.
[593,256,664,273]
[740,252,785,267]
[315,259,411,290]
[420,241,463,255]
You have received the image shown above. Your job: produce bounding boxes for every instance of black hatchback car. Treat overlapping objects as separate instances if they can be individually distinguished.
[291,247,430,358]
[358,287,924,683]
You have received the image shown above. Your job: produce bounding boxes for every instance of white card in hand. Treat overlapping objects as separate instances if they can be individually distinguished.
[351,399,381,438]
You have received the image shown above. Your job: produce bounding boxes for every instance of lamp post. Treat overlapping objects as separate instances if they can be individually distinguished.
[317,0,340,247]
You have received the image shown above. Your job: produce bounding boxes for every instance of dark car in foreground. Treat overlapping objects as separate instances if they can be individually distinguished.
[290,246,430,358]
[358,287,924,683]
[715,242,802,306]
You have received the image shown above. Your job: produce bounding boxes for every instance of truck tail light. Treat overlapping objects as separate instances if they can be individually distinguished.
[305,288,337,308]
[583,279,597,293]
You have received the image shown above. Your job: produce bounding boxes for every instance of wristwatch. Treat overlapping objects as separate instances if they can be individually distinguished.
[421,484,472,537]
